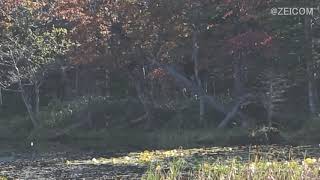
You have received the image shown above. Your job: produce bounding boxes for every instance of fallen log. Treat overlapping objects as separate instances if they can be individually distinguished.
[130,113,148,124]
[147,57,252,128]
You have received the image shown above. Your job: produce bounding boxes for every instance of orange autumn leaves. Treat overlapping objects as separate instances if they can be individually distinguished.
[52,0,113,64]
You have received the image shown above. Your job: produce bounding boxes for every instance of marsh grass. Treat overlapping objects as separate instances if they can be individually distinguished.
[143,157,320,180]
[65,145,320,179]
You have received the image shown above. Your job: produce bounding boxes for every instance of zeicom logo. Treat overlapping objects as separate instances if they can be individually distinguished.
[270,7,319,16]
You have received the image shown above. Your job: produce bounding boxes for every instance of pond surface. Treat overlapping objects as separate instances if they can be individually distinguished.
[1,143,320,179]
[0,151,145,179]
[0,142,146,179]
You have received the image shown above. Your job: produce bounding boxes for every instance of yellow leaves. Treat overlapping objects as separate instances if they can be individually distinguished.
[99,24,110,37]
[265,162,272,168]
[139,150,154,162]
[22,0,44,11]
[65,149,190,167]
[111,158,117,164]
[304,158,317,166]
[91,158,98,164]
[138,149,187,163]
[155,165,162,171]
[51,27,69,37]
[287,161,299,168]
[163,149,179,157]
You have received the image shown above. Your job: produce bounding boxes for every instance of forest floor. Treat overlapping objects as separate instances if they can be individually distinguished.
[1,144,320,179]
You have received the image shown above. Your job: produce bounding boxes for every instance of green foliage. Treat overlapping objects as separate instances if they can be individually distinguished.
[249,126,286,145]
[38,96,144,128]
[39,98,77,128]
[0,4,74,88]
[39,96,105,128]
[3,5,72,60]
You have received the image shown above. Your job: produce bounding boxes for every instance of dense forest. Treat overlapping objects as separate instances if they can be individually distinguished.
[1,0,320,179]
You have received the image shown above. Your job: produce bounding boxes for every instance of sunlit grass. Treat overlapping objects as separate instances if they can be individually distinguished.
[143,157,320,180]
[65,145,320,179]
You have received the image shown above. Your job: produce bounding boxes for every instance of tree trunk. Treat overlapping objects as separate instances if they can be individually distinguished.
[21,88,39,128]
[304,15,318,115]
[204,80,208,93]
[217,94,250,128]
[135,80,153,129]
[218,99,242,128]
[75,65,80,96]
[60,66,67,100]
[130,71,154,129]
[199,96,205,126]
[192,28,206,126]
[267,107,273,128]
[13,63,39,128]
[105,69,111,97]
[34,83,40,117]
[267,84,274,128]
[307,74,317,114]
[0,87,2,106]
[213,81,216,96]
[233,52,244,97]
